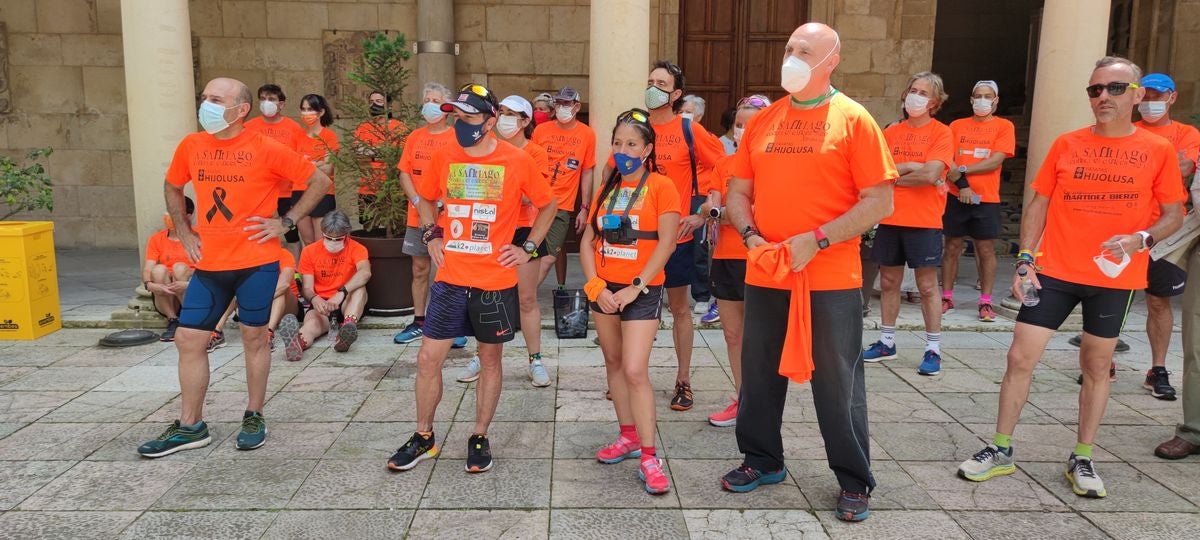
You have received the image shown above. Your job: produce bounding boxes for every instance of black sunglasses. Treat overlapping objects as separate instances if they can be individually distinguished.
[1085,82,1139,98]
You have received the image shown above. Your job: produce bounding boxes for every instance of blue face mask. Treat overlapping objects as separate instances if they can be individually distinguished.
[421,102,445,123]
[198,100,236,134]
[613,152,644,176]
[454,117,488,148]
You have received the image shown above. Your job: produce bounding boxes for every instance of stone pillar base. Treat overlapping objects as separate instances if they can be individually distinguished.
[109,286,169,329]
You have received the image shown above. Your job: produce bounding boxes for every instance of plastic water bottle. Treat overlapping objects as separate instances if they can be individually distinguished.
[1017,266,1039,307]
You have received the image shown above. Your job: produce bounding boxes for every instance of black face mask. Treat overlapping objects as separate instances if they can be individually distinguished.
[369,104,386,117]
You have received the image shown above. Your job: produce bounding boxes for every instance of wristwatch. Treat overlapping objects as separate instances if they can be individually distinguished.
[420,224,443,245]
[338,286,348,297]
[813,228,830,250]
[631,276,649,294]
[522,240,539,257]
[1137,230,1155,251]
[280,216,296,232]
[957,165,968,175]
[708,206,722,220]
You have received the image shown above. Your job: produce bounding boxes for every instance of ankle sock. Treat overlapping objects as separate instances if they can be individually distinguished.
[1073,443,1093,459]
[414,316,425,327]
[529,352,542,363]
[640,446,657,461]
[926,332,941,354]
[980,294,992,305]
[619,424,638,443]
[880,326,896,348]
[942,290,953,300]
[993,433,1012,451]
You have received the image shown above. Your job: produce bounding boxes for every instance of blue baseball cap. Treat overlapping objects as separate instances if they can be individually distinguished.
[1140,73,1175,92]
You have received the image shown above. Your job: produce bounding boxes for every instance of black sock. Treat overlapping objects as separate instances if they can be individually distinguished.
[414,316,425,327]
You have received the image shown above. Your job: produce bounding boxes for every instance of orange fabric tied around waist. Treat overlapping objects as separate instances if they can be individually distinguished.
[747,242,813,384]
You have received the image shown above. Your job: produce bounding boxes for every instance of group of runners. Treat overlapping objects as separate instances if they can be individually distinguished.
[137,21,1200,522]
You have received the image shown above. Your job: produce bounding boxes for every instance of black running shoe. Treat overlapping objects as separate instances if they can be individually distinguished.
[466,434,494,473]
[1070,335,1129,352]
[835,490,871,522]
[387,432,438,471]
[1144,366,1177,401]
[670,381,694,411]
[160,318,179,342]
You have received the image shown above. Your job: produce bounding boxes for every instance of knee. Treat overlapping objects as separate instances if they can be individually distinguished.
[416,348,444,374]
[412,258,431,277]
[1004,352,1037,376]
[668,300,691,317]
[519,292,538,312]
[1147,296,1171,315]
[944,239,964,257]
[879,271,901,290]
[622,363,649,386]
[349,287,367,303]
[917,277,940,296]
[151,264,169,282]
[171,263,191,280]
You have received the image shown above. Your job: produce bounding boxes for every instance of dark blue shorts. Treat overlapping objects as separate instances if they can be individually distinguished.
[179,262,280,331]
[664,241,696,288]
[425,281,519,344]
[871,225,943,268]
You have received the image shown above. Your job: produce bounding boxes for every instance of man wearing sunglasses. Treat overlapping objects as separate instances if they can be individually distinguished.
[959,57,1185,499]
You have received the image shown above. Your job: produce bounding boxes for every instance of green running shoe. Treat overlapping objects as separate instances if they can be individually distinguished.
[236,411,268,450]
[137,420,212,458]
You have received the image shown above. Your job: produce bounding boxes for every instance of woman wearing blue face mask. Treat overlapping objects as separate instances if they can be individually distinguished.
[581,108,681,495]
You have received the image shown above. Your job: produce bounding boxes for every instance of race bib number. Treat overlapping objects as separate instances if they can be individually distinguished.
[444,240,493,255]
[600,244,638,260]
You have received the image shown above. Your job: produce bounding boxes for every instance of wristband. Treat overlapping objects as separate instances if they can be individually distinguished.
[1017,249,1035,262]
[584,277,608,302]
[954,177,970,189]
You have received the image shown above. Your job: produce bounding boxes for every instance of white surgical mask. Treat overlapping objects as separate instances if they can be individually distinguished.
[260,100,278,117]
[971,98,994,116]
[496,115,521,138]
[421,102,444,123]
[681,112,695,121]
[555,105,575,122]
[324,239,346,253]
[732,126,744,142]
[780,36,839,94]
[1094,245,1130,278]
[904,93,931,117]
[1138,101,1168,122]
[198,100,235,134]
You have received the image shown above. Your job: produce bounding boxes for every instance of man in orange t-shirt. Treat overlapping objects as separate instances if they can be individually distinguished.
[138,77,332,460]
[143,196,197,342]
[354,90,408,230]
[958,58,1185,498]
[386,84,555,475]
[866,72,955,377]
[244,84,306,245]
[531,86,597,284]
[942,80,1016,323]
[723,24,897,519]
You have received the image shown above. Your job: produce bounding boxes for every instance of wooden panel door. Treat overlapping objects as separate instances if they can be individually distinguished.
[679,0,808,133]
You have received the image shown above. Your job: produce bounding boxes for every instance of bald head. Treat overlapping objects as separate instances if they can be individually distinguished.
[782,23,841,96]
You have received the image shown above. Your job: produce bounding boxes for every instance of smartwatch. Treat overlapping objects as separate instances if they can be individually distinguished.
[957,165,968,175]
[522,240,539,257]
[813,228,830,250]
[631,276,649,294]
[1137,230,1155,251]
[708,206,722,220]
[280,216,296,232]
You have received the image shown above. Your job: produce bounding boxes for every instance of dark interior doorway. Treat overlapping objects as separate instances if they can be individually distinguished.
[931,0,1037,121]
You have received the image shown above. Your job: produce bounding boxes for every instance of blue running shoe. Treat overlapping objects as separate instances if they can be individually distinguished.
[720,464,788,493]
[451,336,468,349]
[918,350,942,376]
[700,302,720,324]
[393,322,423,344]
[862,341,896,362]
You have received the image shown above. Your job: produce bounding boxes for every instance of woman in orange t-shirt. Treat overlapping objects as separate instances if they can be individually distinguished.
[580,109,680,495]
[295,94,340,246]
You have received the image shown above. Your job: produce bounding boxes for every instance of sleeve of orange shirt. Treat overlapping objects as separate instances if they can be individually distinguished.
[654,173,682,216]
[417,148,448,202]
[165,136,195,187]
[581,128,597,169]
[997,120,1017,157]
[320,129,340,159]
[262,137,318,189]
[397,131,418,174]
[929,124,955,176]
[1031,136,1068,198]
[848,111,901,190]
[1151,138,1188,204]
[145,232,163,263]
[1180,125,1200,164]
[519,152,554,208]
[349,241,369,265]
[729,110,767,181]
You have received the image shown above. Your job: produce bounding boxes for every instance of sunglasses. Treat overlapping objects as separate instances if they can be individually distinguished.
[1085,82,1139,98]
[460,84,491,98]
[737,95,771,109]
[661,62,683,77]
[322,234,346,242]
[619,108,651,124]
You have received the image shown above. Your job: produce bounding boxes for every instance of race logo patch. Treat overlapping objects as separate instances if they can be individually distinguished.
[447,163,506,200]
[444,240,493,255]
[471,222,490,241]
[472,203,498,223]
[447,204,471,218]
[450,219,465,239]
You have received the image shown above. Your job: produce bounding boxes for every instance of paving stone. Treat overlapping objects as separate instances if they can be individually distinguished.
[1110,391,1188,425]
[457,388,556,422]
[153,458,317,510]
[671,458,808,509]
[308,346,403,368]
[40,391,175,423]
[1,367,126,392]
[1084,512,1200,539]
[139,343,242,368]
[1021,461,1197,512]
[1095,424,1180,463]
[325,421,450,461]
[961,423,1118,462]
[1129,461,1200,506]
[262,510,419,539]
[0,460,74,510]
[549,509,688,539]
[554,421,668,460]
[0,367,35,385]
[863,366,916,392]
[683,509,829,539]
[282,366,388,392]
[263,391,369,422]
[657,421,740,459]
[54,345,168,367]
[900,461,1067,511]
[207,422,343,459]
[658,389,749,423]
[407,509,547,539]
[0,345,85,367]
[420,458,551,509]
[550,458,681,508]
[440,421,554,459]
[0,422,24,440]
[791,459,938,511]
[865,392,955,423]
[926,392,1058,425]
[289,459,430,509]
[91,366,181,392]
[950,510,1109,539]
[867,423,984,461]
[147,391,266,423]
[207,364,302,392]
[0,422,128,460]
[553,390,622,422]
[0,390,82,422]
[0,510,140,539]
[118,510,278,540]
[816,509,970,539]
[374,358,475,391]
[893,367,1001,393]
[86,421,236,462]
[19,460,194,510]
[353,389,462,422]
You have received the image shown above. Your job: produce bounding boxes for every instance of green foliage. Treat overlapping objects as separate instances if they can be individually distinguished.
[0,148,54,221]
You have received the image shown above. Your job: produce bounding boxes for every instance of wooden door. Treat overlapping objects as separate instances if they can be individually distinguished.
[678,0,808,134]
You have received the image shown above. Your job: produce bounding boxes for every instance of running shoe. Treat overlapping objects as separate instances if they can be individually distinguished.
[205,330,226,353]
[639,457,670,495]
[386,431,438,471]
[277,313,303,363]
[918,350,941,376]
[720,464,787,493]
[708,398,738,427]
[137,420,212,458]
[835,490,870,522]
[160,318,179,342]
[1069,335,1130,352]
[693,300,710,314]
[941,297,955,315]
[862,341,896,362]
[1065,454,1107,498]
[670,381,694,411]
[268,329,277,353]
[978,303,996,322]
[958,444,1015,481]
[334,319,358,353]
[457,356,481,383]
[235,410,268,450]
[1076,364,1118,385]
[466,434,493,473]
[700,302,720,323]
[1144,366,1177,401]
[596,436,641,464]
[451,336,469,349]
[528,360,551,387]
[393,322,424,344]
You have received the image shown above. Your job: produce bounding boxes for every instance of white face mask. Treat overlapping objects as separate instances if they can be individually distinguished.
[904,93,931,117]
[555,105,575,122]
[681,112,695,121]
[1138,101,1168,122]
[324,239,346,253]
[496,115,522,138]
[971,98,994,116]
[780,36,839,95]
[260,100,278,117]
[732,126,744,142]
[1094,245,1130,278]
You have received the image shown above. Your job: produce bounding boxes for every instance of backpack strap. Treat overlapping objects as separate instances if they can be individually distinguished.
[681,117,699,197]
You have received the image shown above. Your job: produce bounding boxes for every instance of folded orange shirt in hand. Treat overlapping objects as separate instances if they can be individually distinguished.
[747,242,813,383]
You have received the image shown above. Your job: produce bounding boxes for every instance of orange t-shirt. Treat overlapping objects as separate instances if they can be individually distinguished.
[1136,120,1200,167]
[641,115,726,243]
[418,139,554,290]
[1032,126,1187,290]
[297,238,369,298]
[278,247,300,298]
[145,229,192,270]
[531,121,597,212]
[590,171,681,285]
[948,116,1016,203]
[710,155,746,261]
[518,141,552,227]
[244,116,306,198]
[355,119,407,195]
[730,93,899,291]
[881,119,954,228]
[397,125,456,228]
[165,130,317,272]
[294,127,339,194]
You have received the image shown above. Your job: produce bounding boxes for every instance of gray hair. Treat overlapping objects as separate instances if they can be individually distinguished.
[422,82,452,101]
[905,71,949,114]
[682,94,706,117]
[321,210,352,236]
[1094,56,1143,81]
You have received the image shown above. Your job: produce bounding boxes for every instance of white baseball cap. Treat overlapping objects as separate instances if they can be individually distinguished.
[499,95,534,118]
[973,80,999,95]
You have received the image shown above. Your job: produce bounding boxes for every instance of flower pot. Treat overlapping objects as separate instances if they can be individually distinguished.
[351,229,414,317]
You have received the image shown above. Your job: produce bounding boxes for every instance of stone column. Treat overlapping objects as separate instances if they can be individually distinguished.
[416,0,456,91]
[121,0,197,259]
[589,0,651,182]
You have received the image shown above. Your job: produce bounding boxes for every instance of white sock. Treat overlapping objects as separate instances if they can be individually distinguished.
[926,332,941,354]
[880,326,896,348]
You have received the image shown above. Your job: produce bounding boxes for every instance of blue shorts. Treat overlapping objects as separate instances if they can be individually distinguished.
[179,262,280,331]
[871,225,943,268]
[664,241,696,288]
[424,281,519,344]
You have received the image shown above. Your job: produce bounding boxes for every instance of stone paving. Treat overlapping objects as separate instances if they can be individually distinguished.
[0,324,1197,539]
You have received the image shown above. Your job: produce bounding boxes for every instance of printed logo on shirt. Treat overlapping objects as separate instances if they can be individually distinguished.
[447,163,506,200]
[447,204,471,218]
[600,244,639,260]
[566,158,580,170]
[471,222,490,241]
[472,203,498,222]
[444,240,493,255]
[1072,167,1135,184]
[450,219,465,239]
